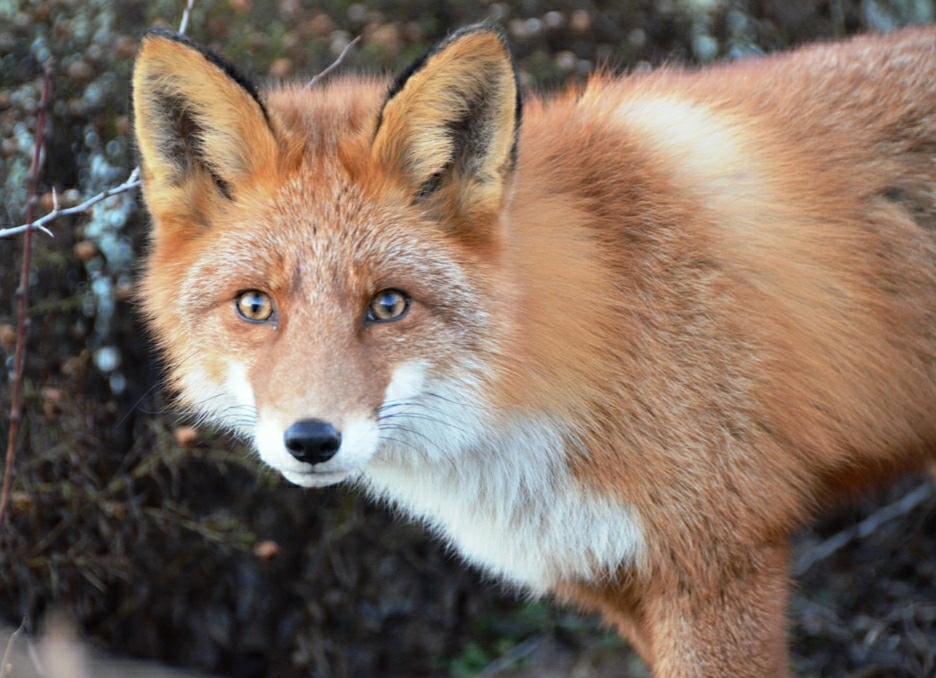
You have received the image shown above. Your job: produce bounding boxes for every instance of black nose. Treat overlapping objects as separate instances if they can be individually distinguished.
[284,419,342,465]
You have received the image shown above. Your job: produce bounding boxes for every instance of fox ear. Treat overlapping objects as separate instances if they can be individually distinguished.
[372,25,520,234]
[132,30,277,227]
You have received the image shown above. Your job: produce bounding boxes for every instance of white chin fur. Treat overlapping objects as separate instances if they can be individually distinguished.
[280,469,352,488]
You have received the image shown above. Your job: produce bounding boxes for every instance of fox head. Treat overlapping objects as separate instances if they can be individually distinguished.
[133,26,521,487]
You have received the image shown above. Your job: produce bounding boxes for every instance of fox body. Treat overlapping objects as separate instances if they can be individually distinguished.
[133,25,936,676]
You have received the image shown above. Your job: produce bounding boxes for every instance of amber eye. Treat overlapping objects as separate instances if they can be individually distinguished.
[235,290,275,323]
[366,289,410,323]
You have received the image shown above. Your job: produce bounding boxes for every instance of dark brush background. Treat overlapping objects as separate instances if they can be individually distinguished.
[1,0,934,675]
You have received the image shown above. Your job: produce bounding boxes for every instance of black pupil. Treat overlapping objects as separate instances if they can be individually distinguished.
[380,292,400,317]
[243,293,266,318]
[379,293,400,316]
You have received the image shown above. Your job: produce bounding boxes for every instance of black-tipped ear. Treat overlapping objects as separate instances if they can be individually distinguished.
[371,25,520,227]
[132,30,278,221]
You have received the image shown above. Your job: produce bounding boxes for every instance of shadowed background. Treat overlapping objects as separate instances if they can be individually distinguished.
[1,0,934,675]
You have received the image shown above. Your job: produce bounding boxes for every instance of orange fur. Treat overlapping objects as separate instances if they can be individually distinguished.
[134,25,936,676]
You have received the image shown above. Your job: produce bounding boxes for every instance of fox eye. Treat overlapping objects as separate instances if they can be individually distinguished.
[366,289,410,323]
[235,290,275,322]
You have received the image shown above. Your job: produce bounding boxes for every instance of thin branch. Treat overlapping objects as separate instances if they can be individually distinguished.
[0,618,27,677]
[0,223,53,239]
[306,35,361,89]
[794,481,934,576]
[0,168,141,240]
[24,636,44,677]
[478,633,548,676]
[178,0,196,36]
[0,58,54,526]
[0,5,354,240]
[0,0,195,241]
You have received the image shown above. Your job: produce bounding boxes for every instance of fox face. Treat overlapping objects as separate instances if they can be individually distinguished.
[134,27,647,594]
[133,27,519,489]
[163,183,496,488]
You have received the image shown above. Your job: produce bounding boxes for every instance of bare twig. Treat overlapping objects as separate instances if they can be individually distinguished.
[25,636,43,677]
[794,481,934,576]
[1,5,351,241]
[306,35,361,89]
[1,618,28,677]
[178,0,196,36]
[0,0,196,242]
[0,59,53,526]
[0,222,54,239]
[478,633,548,676]
[0,168,141,240]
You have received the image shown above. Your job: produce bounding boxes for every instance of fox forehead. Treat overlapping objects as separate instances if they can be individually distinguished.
[264,78,387,153]
[188,81,476,292]
[189,169,476,307]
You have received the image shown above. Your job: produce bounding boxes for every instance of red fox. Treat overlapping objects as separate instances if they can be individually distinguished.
[133,24,936,676]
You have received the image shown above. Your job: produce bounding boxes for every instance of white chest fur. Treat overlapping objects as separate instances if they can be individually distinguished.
[361,414,646,593]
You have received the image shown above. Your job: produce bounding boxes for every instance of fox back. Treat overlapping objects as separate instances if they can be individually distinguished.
[133,25,936,676]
